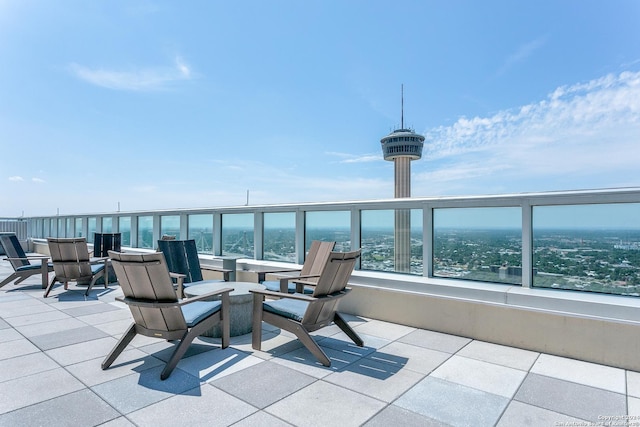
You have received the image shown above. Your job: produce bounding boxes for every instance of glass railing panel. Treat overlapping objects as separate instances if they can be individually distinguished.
[35,219,42,238]
[87,217,96,243]
[360,209,423,275]
[263,212,296,262]
[57,218,64,237]
[533,203,640,296]
[305,211,351,253]
[222,213,254,258]
[75,218,83,238]
[434,207,522,284]
[118,217,131,247]
[66,218,73,238]
[137,216,153,249]
[160,215,180,240]
[188,214,213,254]
[102,217,113,233]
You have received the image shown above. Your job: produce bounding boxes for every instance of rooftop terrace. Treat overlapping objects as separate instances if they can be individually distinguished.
[1,257,639,426]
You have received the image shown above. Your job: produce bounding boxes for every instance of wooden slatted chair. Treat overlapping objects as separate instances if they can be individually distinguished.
[157,239,231,298]
[102,251,232,380]
[250,249,363,366]
[45,237,109,297]
[0,234,52,290]
[261,240,336,294]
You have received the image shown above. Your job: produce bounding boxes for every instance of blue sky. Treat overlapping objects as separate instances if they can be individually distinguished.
[1,0,640,217]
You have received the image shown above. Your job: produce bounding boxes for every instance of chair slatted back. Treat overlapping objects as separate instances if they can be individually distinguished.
[301,241,336,278]
[94,233,122,258]
[47,238,93,281]
[108,251,187,332]
[303,249,360,326]
[157,239,203,283]
[0,234,29,270]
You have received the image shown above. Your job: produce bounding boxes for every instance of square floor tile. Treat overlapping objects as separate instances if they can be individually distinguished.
[126,383,256,427]
[352,319,416,341]
[0,351,59,383]
[514,373,626,422]
[363,405,447,427]
[496,400,589,426]
[45,336,119,366]
[0,389,120,427]
[628,371,640,399]
[0,338,40,361]
[266,380,386,427]
[175,346,265,382]
[211,360,316,408]
[430,355,527,398]
[0,368,85,415]
[531,354,626,393]
[29,325,109,351]
[395,376,509,427]
[398,329,471,353]
[456,340,539,371]
[371,341,451,375]
[271,344,363,379]
[67,348,165,387]
[324,356,425,402]
[91,367,201,414]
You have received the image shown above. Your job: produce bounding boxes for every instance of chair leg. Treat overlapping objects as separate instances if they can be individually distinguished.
[334,312,364,347]
[251,294,263,351]
[40,262,48,289]
[86,278,97,296]
[86,268,108,296]
[43,276,58,298]
[294,327,331,367]
[102,323,137,370]
[220,292,230,348]
[161,330,193,380]
[0,273,18,288]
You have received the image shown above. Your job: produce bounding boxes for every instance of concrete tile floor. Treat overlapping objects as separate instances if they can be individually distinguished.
[0,258,639,427]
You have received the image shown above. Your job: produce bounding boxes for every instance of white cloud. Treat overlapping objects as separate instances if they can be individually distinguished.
[326,151,381,163]
[32,177,45,183]
[8,176,23,181]
[69,56,195,91]
[417,70,640,194]
[497,36,548,75]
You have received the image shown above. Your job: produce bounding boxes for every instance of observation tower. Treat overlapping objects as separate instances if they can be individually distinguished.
[380,86,425,272]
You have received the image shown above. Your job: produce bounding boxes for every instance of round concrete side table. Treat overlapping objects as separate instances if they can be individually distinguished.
[183,281,265,338]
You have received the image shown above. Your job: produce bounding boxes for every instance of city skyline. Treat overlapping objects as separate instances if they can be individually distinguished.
[2,1,640,217]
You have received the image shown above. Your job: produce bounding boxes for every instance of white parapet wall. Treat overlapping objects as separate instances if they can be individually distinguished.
[339,281,640,372]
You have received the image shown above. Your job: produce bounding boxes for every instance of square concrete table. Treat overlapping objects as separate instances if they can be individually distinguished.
[183,281,265,338]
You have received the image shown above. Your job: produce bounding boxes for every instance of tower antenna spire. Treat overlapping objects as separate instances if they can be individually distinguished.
[401,84,404,129]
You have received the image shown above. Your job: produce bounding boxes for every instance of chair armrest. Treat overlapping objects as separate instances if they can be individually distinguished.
[116,296,182,309]
[89,257,109,265]
[249,288,316,302]
[280,274,320,282]
[279,274,320,293]
[180,288,234,304]
[116,287,234,308]
[7,255,49,261]
[169,272,187,298]
[201,265,233,281]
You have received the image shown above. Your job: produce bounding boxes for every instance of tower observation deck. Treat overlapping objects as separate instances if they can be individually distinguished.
[380,128,425,198]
